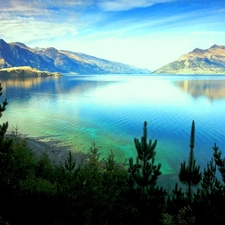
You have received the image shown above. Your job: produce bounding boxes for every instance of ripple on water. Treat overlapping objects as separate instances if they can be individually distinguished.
[3,75,225,177]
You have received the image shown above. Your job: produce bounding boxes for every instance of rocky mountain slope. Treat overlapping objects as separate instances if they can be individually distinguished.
[153,45,225,74]
[0,39,150,74]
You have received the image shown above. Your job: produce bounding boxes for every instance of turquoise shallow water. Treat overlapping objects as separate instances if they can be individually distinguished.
[1,74,225,179]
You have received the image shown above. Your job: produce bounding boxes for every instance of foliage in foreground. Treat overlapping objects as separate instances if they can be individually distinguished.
[1,84,225,224]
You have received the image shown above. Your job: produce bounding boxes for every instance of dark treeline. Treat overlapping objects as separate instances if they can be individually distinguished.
[1,83,225,225]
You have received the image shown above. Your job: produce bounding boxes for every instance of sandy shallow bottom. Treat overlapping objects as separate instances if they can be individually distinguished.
[5,134,181,188]
[7,134,87,166]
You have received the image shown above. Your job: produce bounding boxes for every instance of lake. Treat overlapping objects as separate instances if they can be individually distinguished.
[1,74,225,183]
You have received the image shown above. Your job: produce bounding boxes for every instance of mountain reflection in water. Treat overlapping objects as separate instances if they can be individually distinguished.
[175,79,225,100]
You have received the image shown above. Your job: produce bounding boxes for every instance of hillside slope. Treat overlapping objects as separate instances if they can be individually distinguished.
[153,45,225,74]
[0,39,150,74]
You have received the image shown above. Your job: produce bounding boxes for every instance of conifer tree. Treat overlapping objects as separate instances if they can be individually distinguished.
[170,183,185,207]
[57,150,80,195]
[179,120,202,203]
[194,145,225,224]
[0,83,11,153]
[128,121,161,193]
[201,158,222,195]
[213,143,225,183]
[128,121,164,224]
[0,83,12,225]
[0,83,12,176]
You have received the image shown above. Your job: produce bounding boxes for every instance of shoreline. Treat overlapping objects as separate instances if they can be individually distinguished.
[6,134,87,166]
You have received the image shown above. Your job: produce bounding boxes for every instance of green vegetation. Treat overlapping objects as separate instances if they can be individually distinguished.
[0,66,62,77]
[1,84,225,224]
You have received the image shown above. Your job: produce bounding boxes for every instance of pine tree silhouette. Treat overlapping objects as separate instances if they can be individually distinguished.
[179,120,202,203]
[213,143,225,183]
[128,121,161,193]
[0,83,11,153]
[201,157,222,195]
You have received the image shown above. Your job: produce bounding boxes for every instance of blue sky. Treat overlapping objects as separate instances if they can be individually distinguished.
[0,0,225,71]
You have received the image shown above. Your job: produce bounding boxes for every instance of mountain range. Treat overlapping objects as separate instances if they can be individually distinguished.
[1,38,225,75]
[0,39,150,75]
[153,44,225,74]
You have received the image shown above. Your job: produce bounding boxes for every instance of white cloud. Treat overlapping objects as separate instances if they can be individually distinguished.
[0,0,46,15]
[0,15,78,45]
[98,0,174,11]
[0,0,83,44]
[1,0,224,71]
[0,0,91,17]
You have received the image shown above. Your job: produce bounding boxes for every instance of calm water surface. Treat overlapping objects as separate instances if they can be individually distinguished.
[1,74,225,181]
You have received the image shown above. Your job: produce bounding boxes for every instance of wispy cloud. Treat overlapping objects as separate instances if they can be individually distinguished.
[1,0,47,16]
[98,0,174,11]
[0,15,78,45]
[0,0,88,11]
[0,0,87,44]
[0,0,93,21]
[0,0,225,70]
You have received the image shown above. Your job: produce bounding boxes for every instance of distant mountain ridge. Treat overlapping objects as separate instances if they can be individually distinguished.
[153,44,225,74]
[0,39,150,74]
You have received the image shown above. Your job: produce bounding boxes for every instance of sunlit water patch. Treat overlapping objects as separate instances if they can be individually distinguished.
[1,74,225,178]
